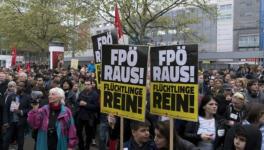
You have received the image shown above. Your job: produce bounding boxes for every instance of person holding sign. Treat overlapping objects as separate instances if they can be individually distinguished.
[154,120,198,150]
[184,95,225,150]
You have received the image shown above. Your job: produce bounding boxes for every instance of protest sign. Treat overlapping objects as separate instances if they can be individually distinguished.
[70,59,78,69]
[92,31,118,88]
[101,45,148,121]
[150,45,198,121]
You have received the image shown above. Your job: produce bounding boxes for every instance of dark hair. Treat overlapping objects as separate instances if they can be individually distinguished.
[234,125,246,138]
[61,79,73,89]
[35,74,43,80]
[198,95,217,117]
[155,120,179,148]
[156,121,170,143]
[259,76,264,85]
[247,79,258,88]
[246,103,264,124]
[52,79,60,85]
[130,120,151,131]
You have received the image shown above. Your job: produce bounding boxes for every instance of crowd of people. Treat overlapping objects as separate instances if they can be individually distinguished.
[0,62,264,150]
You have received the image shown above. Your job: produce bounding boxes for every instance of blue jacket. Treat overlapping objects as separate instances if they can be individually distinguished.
[87,64,95,73]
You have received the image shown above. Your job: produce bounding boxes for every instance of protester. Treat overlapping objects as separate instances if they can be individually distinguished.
[4,81,17,102]
[61,79,77,114]
[72,82,80,101]
[184,95,225,150]
[2,61,264,150]
[216,83,233,117]
[2,81,31,150]
[234,78,246,93]
[76,79,99,150]
[224,124,262,150]
[245,79,264,103]
[224,92,247,127]
[0,70,8,149]
[17,72,31,94]
[27,87,78,150]
[87,60,95,73]
[211,79,224,99]
[242,103,264,149]
[34,74,47,98]
[124,120,156,150]
[154,120,198,150]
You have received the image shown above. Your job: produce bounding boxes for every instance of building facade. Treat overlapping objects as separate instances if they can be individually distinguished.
[217,0,234,52]
[233,0,259,52]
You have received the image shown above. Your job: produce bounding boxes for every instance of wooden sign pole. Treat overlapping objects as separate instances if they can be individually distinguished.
[170,118,174,150]
[120,117,124,149]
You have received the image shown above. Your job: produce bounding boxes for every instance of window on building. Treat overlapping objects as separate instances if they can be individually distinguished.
[239,35,259,47]
[0,60,6,67]
[219,4,232,11]
[218,14,232,20]
[168,29,177,34]
[157,30,166,36]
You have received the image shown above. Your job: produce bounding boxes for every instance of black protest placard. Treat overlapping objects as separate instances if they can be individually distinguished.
[92,31,118,64]
[150,45,199,121]
[150,45,198,83]
[101,44,148,121]
[91,31,118,88]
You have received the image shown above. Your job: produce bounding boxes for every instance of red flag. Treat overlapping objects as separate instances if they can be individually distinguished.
[17,64,20,73]
[11,47,16,66]
[26,63,30,73]
[114,3,123,39]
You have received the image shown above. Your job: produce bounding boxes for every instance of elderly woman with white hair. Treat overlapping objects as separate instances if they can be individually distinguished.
[27,87,78,150]
[4,81,17,103]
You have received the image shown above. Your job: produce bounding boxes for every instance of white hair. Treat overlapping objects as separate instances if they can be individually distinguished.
[49,87,65,104]
[8,81,16,87]
[18,72,27,79]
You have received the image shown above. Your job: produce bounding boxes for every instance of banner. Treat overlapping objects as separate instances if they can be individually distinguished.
[70,59,79,69]
[101,45,148,121]
[92,31,118,89]
[150,45,198,121]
